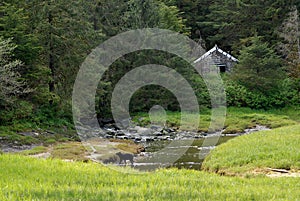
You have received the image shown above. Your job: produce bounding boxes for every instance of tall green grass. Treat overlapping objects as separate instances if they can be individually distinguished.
[202,124,300,174]
[0,154,299,200]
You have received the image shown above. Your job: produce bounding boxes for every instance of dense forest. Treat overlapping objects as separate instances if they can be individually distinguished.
[0,0,300,127]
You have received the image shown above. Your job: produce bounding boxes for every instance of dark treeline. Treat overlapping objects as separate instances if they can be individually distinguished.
[0,0,299,126]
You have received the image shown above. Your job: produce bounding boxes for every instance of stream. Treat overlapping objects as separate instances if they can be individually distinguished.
[97,124,270,171]
[134,136,233,171]
[0,124,269,172]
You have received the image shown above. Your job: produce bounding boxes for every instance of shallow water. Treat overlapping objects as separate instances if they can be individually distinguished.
[134,136,234,171]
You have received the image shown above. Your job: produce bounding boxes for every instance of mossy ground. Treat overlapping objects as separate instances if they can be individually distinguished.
[133,107,299,133]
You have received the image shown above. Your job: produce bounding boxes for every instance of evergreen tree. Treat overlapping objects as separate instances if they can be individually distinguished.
[202,0,294,51]
[278,6,300,79]
[93,0,188,37]
[23,0,102,102]
[0,37,28,103]
[0,1,48,105]
[94,0,192,118]
[0,2,39,65]
[231,36,284,94]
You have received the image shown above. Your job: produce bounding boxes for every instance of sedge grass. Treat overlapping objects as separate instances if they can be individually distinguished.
[0,154,299,200]
[202,124,300,175]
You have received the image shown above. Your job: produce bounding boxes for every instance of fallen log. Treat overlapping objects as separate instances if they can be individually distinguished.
[267,168,289,173]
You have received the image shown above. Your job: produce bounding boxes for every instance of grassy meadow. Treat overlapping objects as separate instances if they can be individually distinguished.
[0,154,300,201]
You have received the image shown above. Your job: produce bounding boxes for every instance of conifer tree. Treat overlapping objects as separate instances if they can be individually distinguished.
[231,36,284,94]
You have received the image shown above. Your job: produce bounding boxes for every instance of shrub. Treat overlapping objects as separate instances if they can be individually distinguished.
[224,78,299,109]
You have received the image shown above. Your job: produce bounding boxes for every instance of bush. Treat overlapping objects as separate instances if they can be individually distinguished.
[224,78,299,109]
[0,100,33,125]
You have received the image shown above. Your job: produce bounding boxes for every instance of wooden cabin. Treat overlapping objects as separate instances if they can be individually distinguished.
[194,45,238,73]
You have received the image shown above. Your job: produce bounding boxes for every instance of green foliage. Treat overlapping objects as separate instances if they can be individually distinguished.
[87,0,191,119]
[0,46,35,121]
[162,0,210,39]
[129,85,180,112]
[0,0,299,126]
[202,0,292,50]
[31,104,73,128]
[232,37,284,94]
[94,0,187,37]
[97,49,210,118]
[221,36,299,109]
[225,75,299,109]
[202,124,300,175]
[24,0,101,95]
[0,2,40,65]
[0,100,34,124]
[277,6,300,79]
[0,37,29,104]
[223,44,300,109]
[0,2,48,106]
[158,4,188,33]
[0,1,104,126]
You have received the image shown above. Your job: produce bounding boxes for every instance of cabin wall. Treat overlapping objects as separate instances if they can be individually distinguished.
[211,51,236,72]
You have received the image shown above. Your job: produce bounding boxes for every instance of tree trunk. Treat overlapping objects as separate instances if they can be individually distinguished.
[48,9,55,92]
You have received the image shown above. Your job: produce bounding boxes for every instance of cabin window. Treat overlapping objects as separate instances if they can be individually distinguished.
[219,65,226,73]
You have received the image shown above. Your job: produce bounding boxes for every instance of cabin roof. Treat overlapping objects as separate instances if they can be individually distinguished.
[194,44,238,63]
